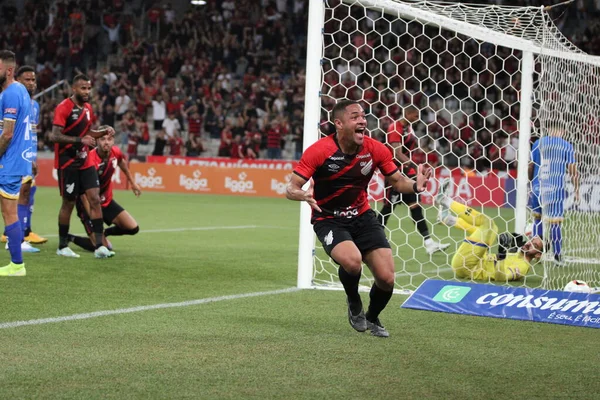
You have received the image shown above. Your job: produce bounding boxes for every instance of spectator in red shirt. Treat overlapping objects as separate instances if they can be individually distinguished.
[186,106,203,137]
[169,134,185,156]
[137,116,150,145]
[218,125,233,157]
[230,135,244,159]
[127,131,140,160]
[266,122,283,159]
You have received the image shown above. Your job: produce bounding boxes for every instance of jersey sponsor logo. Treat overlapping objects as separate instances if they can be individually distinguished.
[4,108,17,115]
[356,153,371,159]
[179,169,209,191]
[324,230,334,246]
[225,172,255,193]
[360,160,373,175]
[271,173,292,195]
[21,147,34,163]
[134,167,165,189]
[333,208,359,218]
[329,156,345,161]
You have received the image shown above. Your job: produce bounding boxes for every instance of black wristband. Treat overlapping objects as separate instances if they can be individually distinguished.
[75,137,82,144]
[413,182,419,193]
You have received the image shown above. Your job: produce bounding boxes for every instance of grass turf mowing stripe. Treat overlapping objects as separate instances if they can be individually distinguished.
[0,287,300,329]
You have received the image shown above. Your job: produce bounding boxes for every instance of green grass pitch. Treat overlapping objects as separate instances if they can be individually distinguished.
[0,188,598,399]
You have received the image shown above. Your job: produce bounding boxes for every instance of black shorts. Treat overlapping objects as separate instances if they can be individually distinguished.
[76,198,125,235]
[314,209,390,258]
[58,166,99,200]
[153,120,164,131]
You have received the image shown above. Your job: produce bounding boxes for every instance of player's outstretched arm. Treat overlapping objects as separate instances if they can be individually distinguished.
[118,158,141,197]
[89,125,116,139]
[49,125,95,146]
[0,119,16,158]
[286,174,321,212]
[388,164,432,194]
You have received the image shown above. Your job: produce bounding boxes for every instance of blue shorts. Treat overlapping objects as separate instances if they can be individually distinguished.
[0,175,23,199]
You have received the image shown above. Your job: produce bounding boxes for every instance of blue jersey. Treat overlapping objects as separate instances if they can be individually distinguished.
[0,82,33,176]
[533,136,575,202]
[30,100,39,162]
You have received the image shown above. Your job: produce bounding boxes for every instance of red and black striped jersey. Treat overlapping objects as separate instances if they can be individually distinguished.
[88,146,125,207]
[53,98,96,170]
[294,134,397,222]
[386,121,418,173]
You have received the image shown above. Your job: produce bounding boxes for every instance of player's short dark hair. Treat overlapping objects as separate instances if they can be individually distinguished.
[332,100,359,121]
[16,65,35,78]
[72,74,90,85]
[0,50,16,64]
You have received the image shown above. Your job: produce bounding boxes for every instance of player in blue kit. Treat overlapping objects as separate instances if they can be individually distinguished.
[529,125,579,264]
[1,66,46,252]
[0,50,33,276]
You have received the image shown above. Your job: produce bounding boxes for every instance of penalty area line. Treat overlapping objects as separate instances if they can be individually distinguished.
[0,287,300,330]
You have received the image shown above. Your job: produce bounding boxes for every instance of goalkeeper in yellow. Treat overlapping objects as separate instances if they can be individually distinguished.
[435,180,544,281]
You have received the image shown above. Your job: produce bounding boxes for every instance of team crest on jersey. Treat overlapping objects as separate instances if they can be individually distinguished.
[360,160,373,175]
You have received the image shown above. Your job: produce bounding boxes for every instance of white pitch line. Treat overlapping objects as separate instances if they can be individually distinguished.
[0,287,300,330]
[39,225,266,238]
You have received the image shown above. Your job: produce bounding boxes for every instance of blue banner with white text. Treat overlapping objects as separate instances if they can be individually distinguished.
[402,280,600,329]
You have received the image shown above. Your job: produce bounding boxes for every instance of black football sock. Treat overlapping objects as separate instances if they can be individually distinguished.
[69,234,96,252]
[91,218,104,249]
[410,206,430,240]
[366,283,394,323]
[59,224,70,249]
[378,203,393,226]
[105,225,139,236]
[338,266,362,309]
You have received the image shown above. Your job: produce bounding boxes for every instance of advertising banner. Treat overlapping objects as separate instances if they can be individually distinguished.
[146,156,298,170]
[128,163,292,197]
[402,279,600,329]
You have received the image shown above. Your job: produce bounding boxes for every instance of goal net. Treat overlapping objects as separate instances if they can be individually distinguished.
[299,0,600,292]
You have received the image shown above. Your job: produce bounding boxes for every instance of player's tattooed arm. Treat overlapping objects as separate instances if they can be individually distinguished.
[0,119,15,158]
[286,174,321,212]
[50,125,96,146]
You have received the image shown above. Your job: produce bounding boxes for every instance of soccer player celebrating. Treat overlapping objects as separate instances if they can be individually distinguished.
[436,180,544,281]
[528,124,578,264]
[378,105,449,254]
[286,100,432,337]
[69,134,141,253]
[0,50,33,276]
[49,74,115,259]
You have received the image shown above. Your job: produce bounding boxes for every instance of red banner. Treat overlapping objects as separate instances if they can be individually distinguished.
[369,169,513,208]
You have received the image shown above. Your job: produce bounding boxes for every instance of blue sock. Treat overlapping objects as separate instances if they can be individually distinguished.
[550,223,562,258]
[533,218,543,237]
[27,186,36,232]
[17,204,28,237]
[5,221,23,264]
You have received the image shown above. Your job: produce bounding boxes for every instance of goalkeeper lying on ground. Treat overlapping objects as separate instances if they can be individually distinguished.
[435,180,544,281]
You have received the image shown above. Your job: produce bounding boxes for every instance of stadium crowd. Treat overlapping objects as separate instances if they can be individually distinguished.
[1,0,598,169]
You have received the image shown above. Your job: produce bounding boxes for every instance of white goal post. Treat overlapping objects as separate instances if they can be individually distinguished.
[298,0,600,291]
